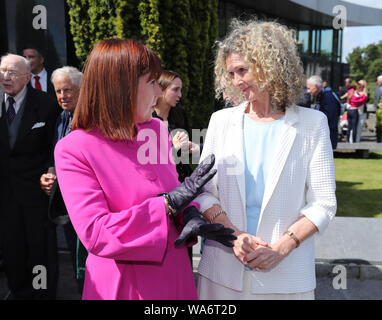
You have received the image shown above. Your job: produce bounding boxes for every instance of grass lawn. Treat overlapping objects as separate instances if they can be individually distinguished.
[334,151,382,218]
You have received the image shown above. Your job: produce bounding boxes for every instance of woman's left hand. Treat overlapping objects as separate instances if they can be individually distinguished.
[244,241,292,271]
[189,142,200,154]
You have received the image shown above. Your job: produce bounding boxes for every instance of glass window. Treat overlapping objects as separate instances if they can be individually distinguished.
[297,30,309,54]
[312,30,317,55]
[337,29,343,62]
[321,29,333,60]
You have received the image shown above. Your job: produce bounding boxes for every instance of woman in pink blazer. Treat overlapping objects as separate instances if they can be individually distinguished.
[54,38,235,300]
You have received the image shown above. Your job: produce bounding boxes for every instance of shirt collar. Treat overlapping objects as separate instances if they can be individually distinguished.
[33,68,47,78]
[4,85,28,112]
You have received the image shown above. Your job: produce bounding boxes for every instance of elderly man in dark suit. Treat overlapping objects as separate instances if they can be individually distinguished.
[306,75,341,150]
[39,66,85,294]
[0,53,59,299]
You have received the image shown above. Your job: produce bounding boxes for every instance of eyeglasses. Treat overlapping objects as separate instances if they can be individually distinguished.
[0,69,30,80]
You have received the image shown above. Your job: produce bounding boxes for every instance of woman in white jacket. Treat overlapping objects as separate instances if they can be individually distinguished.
[196,19,337,300]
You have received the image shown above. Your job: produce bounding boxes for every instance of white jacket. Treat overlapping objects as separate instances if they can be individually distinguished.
[196,102,337,294]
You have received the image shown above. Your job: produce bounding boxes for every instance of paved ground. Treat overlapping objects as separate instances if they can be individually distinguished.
[2,251,380,300]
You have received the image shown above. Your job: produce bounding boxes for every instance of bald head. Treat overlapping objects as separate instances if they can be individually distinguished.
[0,54,32,96]
[1,54,31,73]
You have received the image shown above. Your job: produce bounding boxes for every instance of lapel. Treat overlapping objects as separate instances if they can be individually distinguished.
[0,100,10,154]
[228,103,247,209]
[0,89,3,116]
[257,105,299,230]
[14,87,38,147]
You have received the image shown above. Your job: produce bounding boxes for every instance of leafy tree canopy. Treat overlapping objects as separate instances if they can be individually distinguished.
[346,41,382,103]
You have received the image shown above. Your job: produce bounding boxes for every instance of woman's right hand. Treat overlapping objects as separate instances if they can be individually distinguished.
[165,154,216,218]
[172,131,189,151]
[233,231,268,265]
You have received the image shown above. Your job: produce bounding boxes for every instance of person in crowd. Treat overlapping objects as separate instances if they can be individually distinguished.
[306,75,341,150]
[376,97,382,143]
[0,54,59,299]
[297,86,311,108]
[322,80,332,92]
[346,81,368,143]
[153,70,200,266]
[23,47,56,99]
[54,38,236,300]
[374,75,382,111]
[340,77,354,101]
[39,66,85,294]
[335,86,345,115]
[195,19,336,300]
[153,70,199,183]
[355,79,369,142]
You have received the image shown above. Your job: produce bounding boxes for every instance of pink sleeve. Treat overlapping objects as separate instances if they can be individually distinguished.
[351,93,368,106]
[54,141,169,262]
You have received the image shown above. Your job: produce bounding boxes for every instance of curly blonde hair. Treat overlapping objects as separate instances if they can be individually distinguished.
[215,19,305,111]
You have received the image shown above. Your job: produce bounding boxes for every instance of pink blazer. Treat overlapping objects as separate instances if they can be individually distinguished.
[347,88,368,108]
[54,118,197,300]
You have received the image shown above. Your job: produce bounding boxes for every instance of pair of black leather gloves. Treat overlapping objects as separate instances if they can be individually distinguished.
[162,154,236,248]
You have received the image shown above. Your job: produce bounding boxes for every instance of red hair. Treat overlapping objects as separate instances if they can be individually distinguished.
[72,38,162,140]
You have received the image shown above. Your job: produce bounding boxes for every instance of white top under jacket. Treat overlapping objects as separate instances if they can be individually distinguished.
[195,102,337,294]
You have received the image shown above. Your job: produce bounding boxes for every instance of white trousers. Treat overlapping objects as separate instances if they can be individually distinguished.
[197,271,315,300]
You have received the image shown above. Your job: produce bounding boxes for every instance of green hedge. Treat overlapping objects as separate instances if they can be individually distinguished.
[66,0,218,130]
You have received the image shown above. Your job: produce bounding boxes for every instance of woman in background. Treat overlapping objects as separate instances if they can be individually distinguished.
[355,79,369,142]
[153,70,199,183]
[346,81,368,143]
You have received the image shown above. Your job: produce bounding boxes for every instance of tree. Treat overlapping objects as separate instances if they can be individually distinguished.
[66,0,218,129]
[66,0,91,67]
[346,41,382,103]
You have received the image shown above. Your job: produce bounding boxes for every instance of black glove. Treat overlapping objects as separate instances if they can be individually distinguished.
[175,206,236,247]
[165,154,216,219]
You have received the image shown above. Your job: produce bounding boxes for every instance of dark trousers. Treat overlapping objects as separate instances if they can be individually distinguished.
[62,222,84,295]
[377,126,382,143]
[346,109,359,143]
[0,196,58,299]
[330,127,338,150]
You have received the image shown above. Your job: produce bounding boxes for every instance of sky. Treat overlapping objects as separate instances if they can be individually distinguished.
[341,0,382,62]
[342,26,382,62]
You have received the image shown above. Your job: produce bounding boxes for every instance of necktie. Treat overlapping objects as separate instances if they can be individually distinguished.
[7,97,16,125]
[34,75,42,91]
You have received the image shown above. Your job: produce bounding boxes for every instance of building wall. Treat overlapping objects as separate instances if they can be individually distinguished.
[0,0,67,74]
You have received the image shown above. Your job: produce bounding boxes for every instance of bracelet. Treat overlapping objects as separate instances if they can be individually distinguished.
[284,230,300,248]
[210,210,227,223]
[163,194,176,218]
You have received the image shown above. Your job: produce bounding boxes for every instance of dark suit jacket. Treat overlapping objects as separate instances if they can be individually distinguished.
[0,87,59,207]
[316,90,341,130]
[48,111,73,224]
[27,70,57,100]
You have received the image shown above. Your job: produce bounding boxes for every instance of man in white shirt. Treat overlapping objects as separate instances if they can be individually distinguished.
[23,47,56,98]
